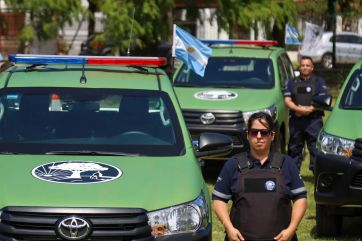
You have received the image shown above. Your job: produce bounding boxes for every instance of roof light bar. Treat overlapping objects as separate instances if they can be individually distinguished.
[9,54,167,67]
[201,39,278,46]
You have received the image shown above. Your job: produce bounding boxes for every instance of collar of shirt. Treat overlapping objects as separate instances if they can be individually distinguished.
[298,75,312,82]
[247,152,273,169]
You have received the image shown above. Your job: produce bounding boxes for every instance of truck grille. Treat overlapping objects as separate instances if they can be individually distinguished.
[0,207,153,241]
[182,109,244,127]
[351,171,362,188]
[183,109,245,148]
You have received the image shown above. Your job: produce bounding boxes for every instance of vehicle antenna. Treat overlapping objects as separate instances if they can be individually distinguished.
[127,8,135,56]
[80,58,87,84]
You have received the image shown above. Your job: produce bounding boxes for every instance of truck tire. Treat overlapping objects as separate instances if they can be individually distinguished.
[316,204,342,237]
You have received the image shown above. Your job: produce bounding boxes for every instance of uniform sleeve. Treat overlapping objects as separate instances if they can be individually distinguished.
[317,77,328,95]
[212,158,236,202]
[283,156,307,201]
[283,78,293,97]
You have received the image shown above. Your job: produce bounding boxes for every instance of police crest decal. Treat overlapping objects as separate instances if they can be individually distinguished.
[265,180,276,191]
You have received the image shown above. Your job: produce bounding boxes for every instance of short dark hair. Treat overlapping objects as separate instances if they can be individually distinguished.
[300,56,313,64]
[247,112,274,131]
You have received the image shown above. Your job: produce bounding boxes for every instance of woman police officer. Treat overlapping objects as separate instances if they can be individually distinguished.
[212,112,307,241]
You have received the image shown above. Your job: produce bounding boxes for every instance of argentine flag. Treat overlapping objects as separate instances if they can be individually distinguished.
[172,24,212,77]
[285,23,301,45]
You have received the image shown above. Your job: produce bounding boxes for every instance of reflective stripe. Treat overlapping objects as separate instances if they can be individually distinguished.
[291,187,307,195]
[284,92,291,96]
[212,190,232,200]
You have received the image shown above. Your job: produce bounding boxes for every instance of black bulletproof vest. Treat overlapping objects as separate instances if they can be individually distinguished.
[291,75,317,106]
[229,153,291,241]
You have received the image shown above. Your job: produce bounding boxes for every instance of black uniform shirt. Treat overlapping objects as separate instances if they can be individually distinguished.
[212,152,307,202]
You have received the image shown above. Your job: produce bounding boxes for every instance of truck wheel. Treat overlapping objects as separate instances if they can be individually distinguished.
[316,204,342,237]
[321,53,333,69]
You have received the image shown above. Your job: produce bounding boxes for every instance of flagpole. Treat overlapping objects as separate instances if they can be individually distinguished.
[171,24,176,80]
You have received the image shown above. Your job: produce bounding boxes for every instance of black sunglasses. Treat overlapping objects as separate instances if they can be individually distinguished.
[248,128,272,138]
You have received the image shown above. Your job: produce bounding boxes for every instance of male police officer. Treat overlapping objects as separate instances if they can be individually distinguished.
[284,56,328,171]
[213,112,307,241]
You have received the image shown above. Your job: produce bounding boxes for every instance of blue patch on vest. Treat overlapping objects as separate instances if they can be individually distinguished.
[265,180,276,191]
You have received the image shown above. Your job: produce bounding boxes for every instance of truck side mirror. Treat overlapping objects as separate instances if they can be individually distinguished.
[312,94,333,111]
[294,70,300,77]
[195,132,233,158]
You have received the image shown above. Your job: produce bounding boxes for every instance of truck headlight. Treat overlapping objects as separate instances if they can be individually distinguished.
[147,192,209,237]
[317,130,354,157]
[243,105,277,124]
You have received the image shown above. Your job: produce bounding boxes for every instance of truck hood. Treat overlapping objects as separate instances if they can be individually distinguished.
[174,87,277,111]
[0,154,203,211]
[324,108,362,140]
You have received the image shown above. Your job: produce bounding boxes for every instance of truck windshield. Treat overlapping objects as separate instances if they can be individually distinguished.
[174,57,274,89]
[0,88,184,156]
[341,69,362,109]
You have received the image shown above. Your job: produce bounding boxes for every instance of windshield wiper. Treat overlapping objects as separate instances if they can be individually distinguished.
[45,150,140,156]
[126,65,149,73]
[25,64,49,72]
[173,83,199,87]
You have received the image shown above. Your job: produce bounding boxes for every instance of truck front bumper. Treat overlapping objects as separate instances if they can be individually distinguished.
[315,151,362,207]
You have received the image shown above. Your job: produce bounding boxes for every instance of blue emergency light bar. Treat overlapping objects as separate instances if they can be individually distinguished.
[8,54,167,67]
[201,39,278,46]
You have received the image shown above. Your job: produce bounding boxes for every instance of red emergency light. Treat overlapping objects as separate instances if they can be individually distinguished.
[9,54,167,67]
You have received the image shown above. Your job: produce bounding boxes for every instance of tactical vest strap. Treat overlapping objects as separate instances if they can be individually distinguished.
[236,152,252,173]
[236,152,284,172]
[310,74,317,96]
[269,153,284,170]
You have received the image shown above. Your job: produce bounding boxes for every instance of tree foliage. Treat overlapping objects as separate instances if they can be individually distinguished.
[337,0,362,19]
[296,0,328,24]
[5,0,84,43]
[216,0,297,40]
[95,0,174,55]
[296,0,362,29]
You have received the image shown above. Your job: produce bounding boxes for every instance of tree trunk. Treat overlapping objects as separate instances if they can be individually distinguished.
[88,0,97,37]
[272,24,285,48]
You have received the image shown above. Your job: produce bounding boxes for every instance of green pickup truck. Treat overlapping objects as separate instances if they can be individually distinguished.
[314,59,362,237]
[0,55,232,241]
[173,40,294,158]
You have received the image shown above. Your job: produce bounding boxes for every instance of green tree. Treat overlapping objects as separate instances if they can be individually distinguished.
[93,0,174,55]
[296,0,362,31]
[5,0,84,44]
[216,0,297,46]
[296,0,328,25]
[337,0,362,19]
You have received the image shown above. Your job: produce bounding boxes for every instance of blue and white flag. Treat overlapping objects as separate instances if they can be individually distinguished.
[285,23,301,45]
[172,24,212,77]
[300,22,324,52]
